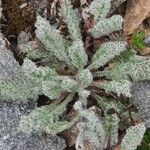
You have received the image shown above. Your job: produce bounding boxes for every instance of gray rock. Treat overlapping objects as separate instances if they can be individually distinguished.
[0,33,21,80]
[0,102,66,150]
[131,81,150,128]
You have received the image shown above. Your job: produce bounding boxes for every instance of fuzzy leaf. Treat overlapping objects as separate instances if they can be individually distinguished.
[101,56,150,81]
[97,80,132,97]
[0,78,41,104]
[61,0,82,40]
[61,77,78,92]
[121,123,146,150]
[19,94,75,135]
[89,0,111,21]
[90,15,123,38]
[42,81,62,99]
[104,114,120,146]
[22,58,57,80]
[88,41,127,70]
[68,40,88,70]
[78,69,93,88]
[20,42,47,60]
[35,15,69,62]
[96,95,125,113]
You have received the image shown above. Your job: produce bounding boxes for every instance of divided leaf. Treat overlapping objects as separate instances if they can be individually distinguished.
[88,41,127,70]
[89,0,111,21]
[42,81,62,99]
[101,56,150,81]
[19,94,75,135]
[121,123,146,150]
[90,15,123,38]
[97,80,132,97]
[35,15,69,62]
[61,0,82,40]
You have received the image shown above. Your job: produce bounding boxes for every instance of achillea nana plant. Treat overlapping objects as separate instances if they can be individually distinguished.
[0,0,150,149]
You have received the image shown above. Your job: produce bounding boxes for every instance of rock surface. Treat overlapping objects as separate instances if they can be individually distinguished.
[131,80,150,128]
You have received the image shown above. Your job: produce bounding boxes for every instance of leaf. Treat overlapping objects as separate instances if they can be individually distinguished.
[103,114,120,146]
[90,15,123,38]
[61,0,82,40]
[89,0,111,21]
[78,69,93,88]
[68,40,88,71]
[88,41,127,70]
[19,94,75,135]
[100,56,150,81]
[132,31,146,50]
[61,77,78,92]
[121,123,146,150]
[97,80,132,97]
[22,58,57,80]
[0,78,41,103]
[42,81,62,99]
[35,15,69,62]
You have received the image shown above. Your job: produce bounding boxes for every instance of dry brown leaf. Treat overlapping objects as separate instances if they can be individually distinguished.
[140,47,150,55]
[123,0,150,37]
[115,145,121,150]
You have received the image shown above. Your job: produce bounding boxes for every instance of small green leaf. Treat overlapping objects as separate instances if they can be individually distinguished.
[132,31,146,50]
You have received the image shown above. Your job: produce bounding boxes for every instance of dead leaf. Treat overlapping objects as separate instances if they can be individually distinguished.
[115,145,121,150]
[123,0,150,37]
[140,47,150,55]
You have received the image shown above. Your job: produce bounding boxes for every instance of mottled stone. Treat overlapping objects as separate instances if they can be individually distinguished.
[0,33,21,80]
[0,102,66,150]
[131,80,150,128]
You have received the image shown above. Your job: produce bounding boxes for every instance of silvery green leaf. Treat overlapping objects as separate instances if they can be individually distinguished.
[22,58,57,80]
[68,40,88,70]
[101,56,150,81]
[97,80,132,97]
[90,15,123,38]
[121,123,146,150]
[42,81,62,99]
[89,0,111,21]
[0,78,41,104]
[61,0,82,40]
[78,69,93,88]
[61,77,78,92]
[88,41,127,70]
[19,41,47,60]
[19,94,76,135]
[104,114,119,146]
[35,15,69,62]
